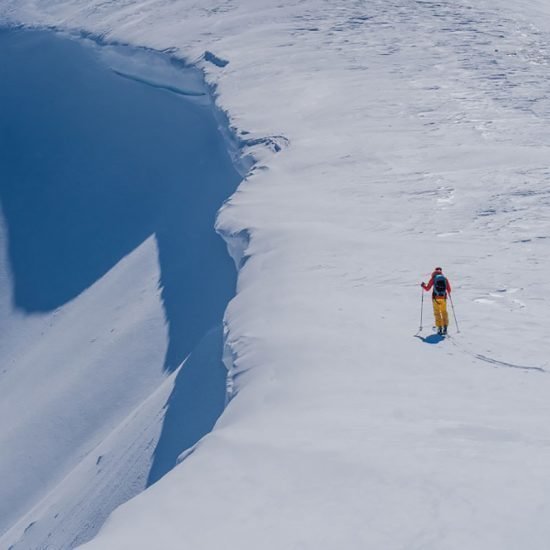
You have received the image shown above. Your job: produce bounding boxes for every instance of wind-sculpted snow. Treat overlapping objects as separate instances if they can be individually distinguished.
[2,0,550,549]
[0,28,240,549]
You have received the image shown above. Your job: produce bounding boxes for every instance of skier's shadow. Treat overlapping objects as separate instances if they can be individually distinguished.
[415,333,445,344]
[0,30,241,486]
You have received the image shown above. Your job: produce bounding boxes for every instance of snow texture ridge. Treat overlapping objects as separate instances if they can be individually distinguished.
[2,0,550,549]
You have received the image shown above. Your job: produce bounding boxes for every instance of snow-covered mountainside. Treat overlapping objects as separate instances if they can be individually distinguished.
[2,1,550,548]
[0,27,239,549]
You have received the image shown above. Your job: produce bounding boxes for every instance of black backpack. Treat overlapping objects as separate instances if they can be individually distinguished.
[433,274,447,297]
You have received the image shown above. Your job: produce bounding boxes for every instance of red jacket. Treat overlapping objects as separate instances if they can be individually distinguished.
[422,272,451,297]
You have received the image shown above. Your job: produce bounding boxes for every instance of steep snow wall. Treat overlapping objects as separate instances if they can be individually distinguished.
[0,27,241,549]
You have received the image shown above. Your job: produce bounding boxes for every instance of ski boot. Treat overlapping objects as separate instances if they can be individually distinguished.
[443,325,448,335]
[437,326,443,335]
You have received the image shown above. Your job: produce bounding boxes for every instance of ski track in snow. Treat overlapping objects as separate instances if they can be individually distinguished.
[1,0,550,549]
[434,334,547,373]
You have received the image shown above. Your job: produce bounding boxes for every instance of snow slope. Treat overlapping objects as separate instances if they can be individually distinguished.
[2,0,550,548]
[0,27,238,549]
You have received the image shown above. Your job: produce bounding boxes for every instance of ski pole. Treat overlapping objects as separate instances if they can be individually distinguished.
[449,293,460,333]
[419,288,424,332]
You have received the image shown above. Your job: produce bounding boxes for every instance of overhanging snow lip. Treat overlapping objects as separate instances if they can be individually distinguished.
[4,22,289,175]
[0,22,288,524]
[0,25,253,548]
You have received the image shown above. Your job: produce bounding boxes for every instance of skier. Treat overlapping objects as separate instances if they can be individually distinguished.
[421,267,452,335]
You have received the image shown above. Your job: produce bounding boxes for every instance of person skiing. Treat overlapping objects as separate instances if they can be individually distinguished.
[421,267,452,335]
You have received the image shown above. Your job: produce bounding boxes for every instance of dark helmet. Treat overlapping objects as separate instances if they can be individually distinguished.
[434,267,443,272]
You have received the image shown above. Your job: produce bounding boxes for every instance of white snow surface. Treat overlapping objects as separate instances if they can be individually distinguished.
[2,0,550,548]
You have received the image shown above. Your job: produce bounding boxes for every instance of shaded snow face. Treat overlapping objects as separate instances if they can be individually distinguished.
[0,28,242,541]
[0,28,240,372]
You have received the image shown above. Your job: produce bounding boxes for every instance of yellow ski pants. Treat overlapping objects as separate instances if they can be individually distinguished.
[432,297,449,328]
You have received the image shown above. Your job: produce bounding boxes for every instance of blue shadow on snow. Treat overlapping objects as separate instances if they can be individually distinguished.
[415,333,445,344]
[0,28,241,486]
